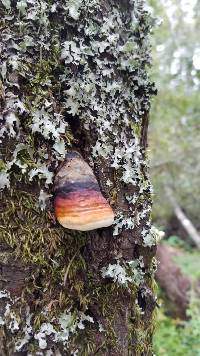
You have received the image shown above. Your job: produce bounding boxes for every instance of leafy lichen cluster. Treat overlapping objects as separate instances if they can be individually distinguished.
[0,0,157,353]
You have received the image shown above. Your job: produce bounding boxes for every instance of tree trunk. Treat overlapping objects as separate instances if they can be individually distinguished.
[0,1,157,355]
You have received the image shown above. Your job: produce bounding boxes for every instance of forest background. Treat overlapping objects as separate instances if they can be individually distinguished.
[149,0,200,355]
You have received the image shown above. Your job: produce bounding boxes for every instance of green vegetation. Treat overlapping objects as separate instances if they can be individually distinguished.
[149,1,200,354]
[154,304,200,356]
[154,239,200,356]
[149,0,200,225]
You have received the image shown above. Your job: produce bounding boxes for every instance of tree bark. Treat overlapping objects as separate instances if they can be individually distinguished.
[0,1,156,355]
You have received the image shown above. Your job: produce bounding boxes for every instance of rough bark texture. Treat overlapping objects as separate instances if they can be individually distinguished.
[0,0,157,355]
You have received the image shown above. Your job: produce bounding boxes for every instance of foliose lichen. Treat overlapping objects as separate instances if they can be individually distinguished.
[0,0,157,353]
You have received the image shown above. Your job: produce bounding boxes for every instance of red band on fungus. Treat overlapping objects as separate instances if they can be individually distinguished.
[54,152,114,231]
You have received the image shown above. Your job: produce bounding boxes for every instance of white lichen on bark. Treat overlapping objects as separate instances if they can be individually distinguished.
[0,0,157,352]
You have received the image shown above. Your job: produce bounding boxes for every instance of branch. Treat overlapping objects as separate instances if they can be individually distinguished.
[165,186,200,248]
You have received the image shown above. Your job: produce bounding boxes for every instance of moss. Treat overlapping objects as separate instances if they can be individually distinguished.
[0,182,86,308]
[0,0,156,353]
[130,122,142,138]
[0,182,125,352]
[0,160,7,171]
[0,183,156,353]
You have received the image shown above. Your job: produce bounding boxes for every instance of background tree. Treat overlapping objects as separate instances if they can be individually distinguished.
[148,1,200,354]
[0,0,157,355]
[149,0,200,229]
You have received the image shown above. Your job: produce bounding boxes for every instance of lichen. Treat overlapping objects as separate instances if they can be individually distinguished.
[101,257,145,286]
[142,225,165,247]
[0,0,156,353]
[0,288,95,352]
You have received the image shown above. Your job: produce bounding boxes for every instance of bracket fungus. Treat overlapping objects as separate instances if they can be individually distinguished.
[54,152,114,231]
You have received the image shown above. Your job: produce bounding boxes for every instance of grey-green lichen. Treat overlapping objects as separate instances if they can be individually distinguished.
[0,0,155,233]
[0,0,156,353]
[0,186,156,354]
[0,288,94,352]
